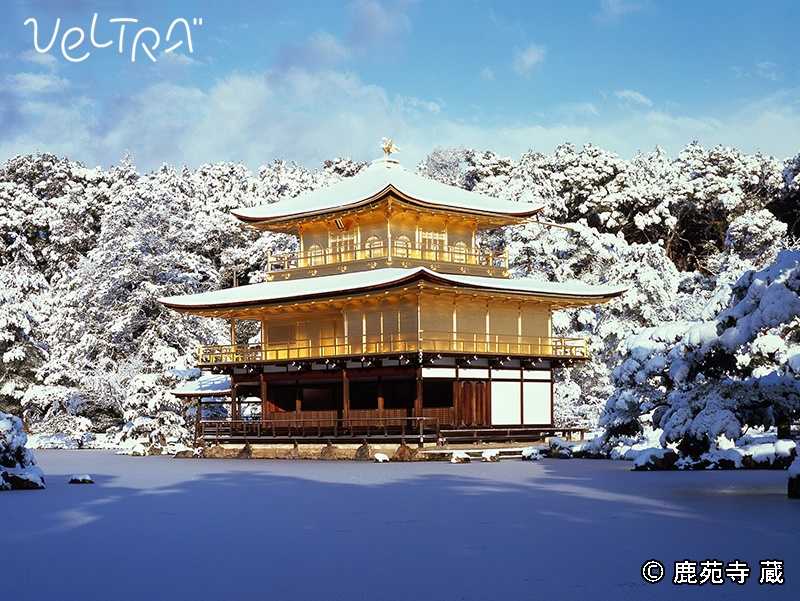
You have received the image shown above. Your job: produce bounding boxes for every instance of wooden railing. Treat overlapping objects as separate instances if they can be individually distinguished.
[200,416,441,441]
[266,240,508,271]
[197,333,588,365]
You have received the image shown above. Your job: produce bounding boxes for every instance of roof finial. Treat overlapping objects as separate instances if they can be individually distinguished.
[380,137,400,157]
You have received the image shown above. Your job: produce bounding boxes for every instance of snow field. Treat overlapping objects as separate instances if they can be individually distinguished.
[5,450,798,601]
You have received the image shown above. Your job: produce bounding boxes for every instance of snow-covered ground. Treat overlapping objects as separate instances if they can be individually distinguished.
[6,451,798,600]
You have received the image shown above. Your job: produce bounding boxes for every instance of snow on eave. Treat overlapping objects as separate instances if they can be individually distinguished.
[422,270,628,304]
[231,158,544,224]
[158,267,627,314]
[171,374,231,397]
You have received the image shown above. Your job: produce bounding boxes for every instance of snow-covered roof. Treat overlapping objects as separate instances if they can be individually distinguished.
[159,267,627,314]
[232,158,543,224]
[171,374,231,397]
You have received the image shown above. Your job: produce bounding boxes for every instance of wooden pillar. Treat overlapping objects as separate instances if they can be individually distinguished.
[453,381,461,426]
[342,369,350,420]
[194,397,202,442]
[471,224,476,258]
[295,379,301,414]
[260,373,267,424]
[452,296,458,346]
[377,377,384,417]
[414,367,423,418]
[470,382,477,427]
[416,290,422,351]
[387,214,392,261]
[379,298,385,351]
[485,299,490,347]
[343,306,349,355]
[230,375,237,421]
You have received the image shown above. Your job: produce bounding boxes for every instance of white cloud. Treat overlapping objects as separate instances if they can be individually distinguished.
[595,0,650,23]
[595,110,722,155]
[731,61,782,83]
[4,72,70,96]
[273,0,416,72]
[423,120,591,159]
[157,51,203,68]
[274,31,352,70]
[731,66,748,79]
[401,96,442,118]
[19,50,60,72]
[614,89,653,106]
[401,110,716,166]
[310,31,353,63]
[347,0,414,50]
[723,89,800,158]
[0,94,99,166]
[395,89,800,167]
[554,102,600,119]
[487,7,525,38]
[94,68,410,170]
[756,61,780,82]
[1,53,797,179]
[513,43,546,77]
[480,67,494,81]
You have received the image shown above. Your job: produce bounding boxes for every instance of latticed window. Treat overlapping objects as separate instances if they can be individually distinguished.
[307,244,324,265]
[330,230,356,249]
[268,323,295,345]
[452,240,468,263]
[394,234,411,258]
[421,230,446,260]
[330,230,356,260]
[420,230,446,247]
[364,235,383,258]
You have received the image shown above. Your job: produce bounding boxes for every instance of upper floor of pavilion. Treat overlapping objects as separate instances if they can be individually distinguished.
[232,151,544,280]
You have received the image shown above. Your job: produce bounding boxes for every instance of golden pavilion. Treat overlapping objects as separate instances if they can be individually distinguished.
[160,145,626,445]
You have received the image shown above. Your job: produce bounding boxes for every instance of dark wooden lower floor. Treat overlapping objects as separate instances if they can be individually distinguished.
[192,357,559,445]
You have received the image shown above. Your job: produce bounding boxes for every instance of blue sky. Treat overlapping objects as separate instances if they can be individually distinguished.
[1,0,799,172]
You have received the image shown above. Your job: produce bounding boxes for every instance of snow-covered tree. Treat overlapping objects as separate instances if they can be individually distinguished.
[0,141,796,452]
[0,233,48,414]
[0,411,35,469]
[1,152,370,446]
[416,146,473,188]
[602,246,800,456]
[766,151,800,238]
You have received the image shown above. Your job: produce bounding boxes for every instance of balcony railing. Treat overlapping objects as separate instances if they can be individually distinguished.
[266,240,508,271]
[197,332,588,365]
[200,416,441,442]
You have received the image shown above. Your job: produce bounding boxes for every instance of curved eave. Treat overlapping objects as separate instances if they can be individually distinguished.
[418,270,627,308]
[231,158,544,229]
[160,269,429,316]
[159,268,627,317]
[233,184,543,230]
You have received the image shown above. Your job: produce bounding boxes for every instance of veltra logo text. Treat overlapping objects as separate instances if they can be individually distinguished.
[24,12,203,63]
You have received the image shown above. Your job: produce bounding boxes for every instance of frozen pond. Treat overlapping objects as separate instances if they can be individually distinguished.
[6,450,799,600]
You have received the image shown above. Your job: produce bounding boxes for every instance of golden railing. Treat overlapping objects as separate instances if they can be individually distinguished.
[197,333,588,365]
[266,240,508,271]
